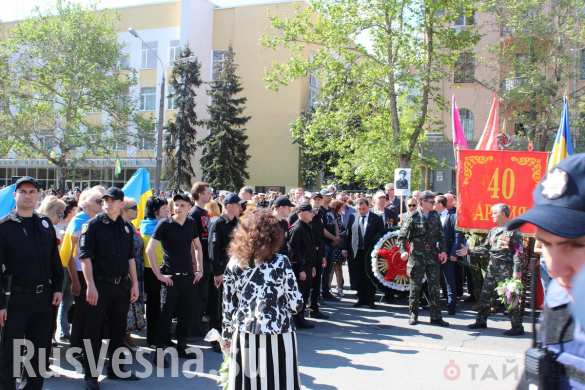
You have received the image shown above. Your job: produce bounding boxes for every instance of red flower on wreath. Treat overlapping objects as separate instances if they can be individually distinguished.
[378,242,409,281]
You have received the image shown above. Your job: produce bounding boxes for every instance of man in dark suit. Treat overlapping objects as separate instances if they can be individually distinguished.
[345,198,384,308]
[435,195,458,314]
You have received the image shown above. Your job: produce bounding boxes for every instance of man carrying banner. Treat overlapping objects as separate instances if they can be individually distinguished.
[459,203,525,336]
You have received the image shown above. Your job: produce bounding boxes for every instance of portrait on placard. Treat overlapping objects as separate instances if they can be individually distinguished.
[394,168,411,196]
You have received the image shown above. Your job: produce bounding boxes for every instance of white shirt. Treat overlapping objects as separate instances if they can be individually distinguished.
[440,209,449,226]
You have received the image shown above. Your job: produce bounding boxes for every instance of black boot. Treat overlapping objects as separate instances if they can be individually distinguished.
[467,320,487,329]
[408,313,418,325]
[430,318,450,327]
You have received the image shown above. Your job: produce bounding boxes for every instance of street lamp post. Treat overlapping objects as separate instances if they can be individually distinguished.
[129,27,165,193]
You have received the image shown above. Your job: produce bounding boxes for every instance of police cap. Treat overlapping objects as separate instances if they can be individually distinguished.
[508,154,585,238]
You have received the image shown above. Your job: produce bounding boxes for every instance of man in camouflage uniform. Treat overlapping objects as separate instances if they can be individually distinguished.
[460,203,525,336]
[398,191,449,327]
[465,232,489,304]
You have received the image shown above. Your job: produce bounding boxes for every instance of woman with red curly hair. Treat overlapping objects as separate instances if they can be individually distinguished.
[222,209,304,390]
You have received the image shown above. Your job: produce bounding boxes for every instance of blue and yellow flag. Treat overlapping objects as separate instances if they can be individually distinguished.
[59,211,90,267]
[122,168,153,229]
[548,98,574,171]
[0,184,16,219]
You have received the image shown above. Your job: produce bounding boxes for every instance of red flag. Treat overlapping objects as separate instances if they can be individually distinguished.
[476,94,500,150]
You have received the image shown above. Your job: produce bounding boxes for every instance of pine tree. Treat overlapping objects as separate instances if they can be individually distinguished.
[164,47,202,191]
[200,47,250,191]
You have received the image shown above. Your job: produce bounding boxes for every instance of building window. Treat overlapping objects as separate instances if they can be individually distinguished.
[454,10,475,27]
[308,73,319,109]
[139,87,156,111]
[212,50,227,81]
[454,53,475,83]
[459,108,474,141]
[138,129,155,150]
[167,85,176,110]
[169,40,180,62]
[141,41,158,69]
[580,49,585,80]
[118,53,130,70]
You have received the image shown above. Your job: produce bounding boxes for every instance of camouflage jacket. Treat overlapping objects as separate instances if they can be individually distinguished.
[398,210,447,256]
[471,226,523,274]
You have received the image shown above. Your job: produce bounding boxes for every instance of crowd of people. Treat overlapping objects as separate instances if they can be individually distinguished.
[0,171,577,390]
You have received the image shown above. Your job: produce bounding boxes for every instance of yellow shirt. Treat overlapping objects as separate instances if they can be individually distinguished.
[142,234,164,268]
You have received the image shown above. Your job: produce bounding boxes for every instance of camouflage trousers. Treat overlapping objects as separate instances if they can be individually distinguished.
[407,253,442,320]
[476,259,524,328]
[468,254,489,300]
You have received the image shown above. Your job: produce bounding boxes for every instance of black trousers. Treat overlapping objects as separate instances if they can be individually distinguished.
[144,268,161,346]
[81,280,130,380]
[192,271,212,335]
[208,279,223,333]
[294,265,313,323]
[0,291,53,390]
[355,249,376,304]
[157,276,196,348]
[310,262,323,311]
[70,271,87,350]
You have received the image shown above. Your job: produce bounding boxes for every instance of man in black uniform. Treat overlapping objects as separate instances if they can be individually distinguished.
[288,203,317,329]
[308,193,330,319]
[273,196,293,256]
[78,187,140,389]
[0,177,63,390]
[208,192,241,352]
[146,193,203,365]
[189,182,213,336]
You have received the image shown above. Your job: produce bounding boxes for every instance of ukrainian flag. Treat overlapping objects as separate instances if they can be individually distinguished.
[0,184,16,219]
[122,168,153,229]
[59,211,90,267]
[548,98,574,171]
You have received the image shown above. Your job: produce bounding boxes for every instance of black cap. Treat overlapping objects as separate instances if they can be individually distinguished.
[297,203,313,212]
[15,176,40,190]
[310,192,323,200]
[274,196,293,208]
[172,192,192,204]
[508,154,585,238]
[399,169,407,175]
[224,192,241,205]
[103,187,124,201]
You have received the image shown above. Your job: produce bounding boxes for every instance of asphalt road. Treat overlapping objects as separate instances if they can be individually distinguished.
[41,290,531,390]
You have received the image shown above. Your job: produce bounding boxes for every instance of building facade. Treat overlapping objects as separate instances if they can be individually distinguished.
[0,0,307,191]
[427,10,585,194]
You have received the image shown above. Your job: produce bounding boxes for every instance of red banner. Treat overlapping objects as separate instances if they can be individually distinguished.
[456,150,549,234]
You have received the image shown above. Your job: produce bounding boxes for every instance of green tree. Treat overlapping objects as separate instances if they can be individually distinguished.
[262,0,479,186]
[200,47,250,191]
[0,1,145,188]
[164,47,202,191]
[481,0,585,151]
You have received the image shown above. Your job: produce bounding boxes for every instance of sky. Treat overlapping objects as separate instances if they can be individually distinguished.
[1,0,293,22]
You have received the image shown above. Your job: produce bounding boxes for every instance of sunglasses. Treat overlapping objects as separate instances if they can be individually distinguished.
[407,204,417,208]
[126,205,138,211]
[94,198,103,205]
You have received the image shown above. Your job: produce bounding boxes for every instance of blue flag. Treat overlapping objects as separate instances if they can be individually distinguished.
[0,184,16,219]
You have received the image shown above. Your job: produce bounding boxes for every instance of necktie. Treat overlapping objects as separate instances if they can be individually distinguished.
[358,215,366,249]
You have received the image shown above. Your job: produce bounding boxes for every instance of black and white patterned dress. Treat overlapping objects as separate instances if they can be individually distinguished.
[222,253,304,390]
